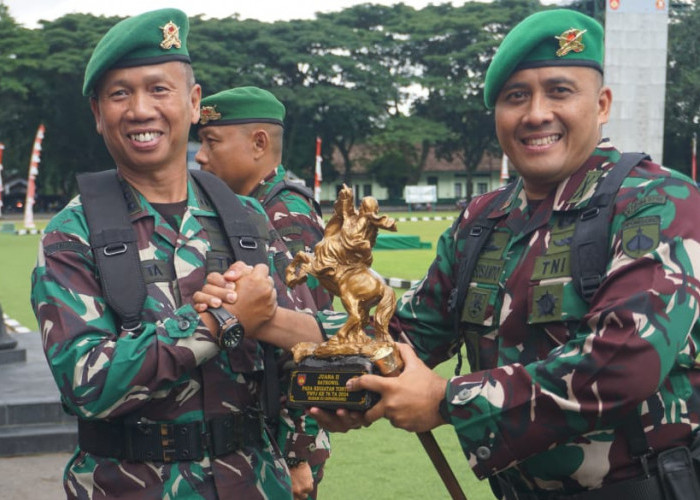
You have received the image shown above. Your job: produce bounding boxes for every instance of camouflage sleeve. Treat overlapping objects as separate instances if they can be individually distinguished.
[405,172,700,479]
[264,215,331,475]
[30,204,220,419]
[267,190,333,311]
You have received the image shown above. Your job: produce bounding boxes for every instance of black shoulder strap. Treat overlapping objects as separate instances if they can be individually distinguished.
[262,179,323,217]
[449,182,516,331]
[191,169,279,428]
[570,152,649,302]
[77,170,146,331]
[191,170,268,266]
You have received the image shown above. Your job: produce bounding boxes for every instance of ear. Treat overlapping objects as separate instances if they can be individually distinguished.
[190,83,202,125]
[89,97,103,135]
[597,85,612,126]
[252,129,269,159]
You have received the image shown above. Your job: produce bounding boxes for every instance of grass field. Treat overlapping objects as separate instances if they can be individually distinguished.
[0,211,497,499]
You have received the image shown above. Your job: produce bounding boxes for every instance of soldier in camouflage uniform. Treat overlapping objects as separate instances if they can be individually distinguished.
[196,86,333,313]
[196,9,700,500]
[195,86,331,498]
[30,8,328,499]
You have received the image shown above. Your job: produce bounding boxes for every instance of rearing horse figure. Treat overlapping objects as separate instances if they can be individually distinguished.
[286,185,397,346]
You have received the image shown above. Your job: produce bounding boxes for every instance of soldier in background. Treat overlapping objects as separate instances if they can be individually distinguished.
[196,87,333,312]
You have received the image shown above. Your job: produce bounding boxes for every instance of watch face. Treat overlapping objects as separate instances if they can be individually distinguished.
[221,322,244,349]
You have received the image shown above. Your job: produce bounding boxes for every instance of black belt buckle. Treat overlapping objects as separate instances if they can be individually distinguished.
[208,415,242,457]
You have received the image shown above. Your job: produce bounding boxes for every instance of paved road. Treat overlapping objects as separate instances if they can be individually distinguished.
[0,452,70,499]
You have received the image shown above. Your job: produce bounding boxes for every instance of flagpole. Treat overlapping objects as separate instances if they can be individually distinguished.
[0,143,5,218]
[314,137,323,203]
[23,123,45,229]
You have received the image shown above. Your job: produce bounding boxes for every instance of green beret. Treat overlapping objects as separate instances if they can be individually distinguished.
[199,87,285,128]
[484,9,604,109]
[83,8,191,97]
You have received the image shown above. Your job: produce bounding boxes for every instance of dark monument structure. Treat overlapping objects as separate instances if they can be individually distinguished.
[0,301,76,456]
[0,302,26,364]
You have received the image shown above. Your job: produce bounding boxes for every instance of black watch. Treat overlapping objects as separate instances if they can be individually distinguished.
[207,307,244,349]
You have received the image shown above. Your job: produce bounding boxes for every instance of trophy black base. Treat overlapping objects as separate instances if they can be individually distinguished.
[288,355,379,411]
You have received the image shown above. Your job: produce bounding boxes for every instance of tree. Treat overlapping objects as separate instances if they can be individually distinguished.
[367,115,451,198]
[0,5,47,182]
[404,1,541,201]
[663,1,700,175]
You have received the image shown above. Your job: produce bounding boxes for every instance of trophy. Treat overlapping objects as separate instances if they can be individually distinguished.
[285,184,404,410]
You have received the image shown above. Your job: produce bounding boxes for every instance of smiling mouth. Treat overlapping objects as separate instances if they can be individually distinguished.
[129,132,162,143]
[523,134,561,146]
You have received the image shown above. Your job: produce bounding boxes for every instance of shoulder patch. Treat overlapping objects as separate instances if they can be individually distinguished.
[623,195,666,217]
[621,216,660,258]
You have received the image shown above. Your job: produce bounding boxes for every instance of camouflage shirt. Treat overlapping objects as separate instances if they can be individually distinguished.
[31,173,329,499]
[320,141,700,495]
[250,165,333,311]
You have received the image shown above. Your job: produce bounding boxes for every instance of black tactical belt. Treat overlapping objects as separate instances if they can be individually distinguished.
[497,472,663,500]
[78,413,264,462]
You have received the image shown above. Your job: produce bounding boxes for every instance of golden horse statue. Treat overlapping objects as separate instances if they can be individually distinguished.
[286,185,398,359]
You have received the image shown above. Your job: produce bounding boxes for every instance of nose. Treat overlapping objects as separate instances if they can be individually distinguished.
[126,91,156,121]
[194,146,206,167]
[523,92,553,127]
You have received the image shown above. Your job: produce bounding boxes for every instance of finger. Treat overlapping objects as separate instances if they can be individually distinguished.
[192,290,222,308]
[204,271,228,287]
[346,373,387,393]
[224,261,254,281]
[251,263,271,279]
[200,284,237,304]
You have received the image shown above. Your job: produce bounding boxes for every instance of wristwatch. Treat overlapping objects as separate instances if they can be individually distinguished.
[207,306,244,349]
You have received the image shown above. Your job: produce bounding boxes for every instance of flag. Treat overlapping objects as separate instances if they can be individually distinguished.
[500,153,509,186]
[23,123,45,229]
[0,143,4,218]
[314,136,322,203]
[693,132,697,183]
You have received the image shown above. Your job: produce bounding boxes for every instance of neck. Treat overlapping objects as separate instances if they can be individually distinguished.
[118,162,188,203]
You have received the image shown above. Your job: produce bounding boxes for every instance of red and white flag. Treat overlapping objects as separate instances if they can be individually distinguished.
[314,136,322,203]
[23,123,45,229]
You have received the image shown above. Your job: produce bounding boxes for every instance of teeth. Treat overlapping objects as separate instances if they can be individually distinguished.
[131,132,160,142]
[525,135,559,146]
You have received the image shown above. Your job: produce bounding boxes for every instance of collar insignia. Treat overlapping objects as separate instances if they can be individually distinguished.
[555,28,587,57]
[200,106,222,125]
[160,21,181,50]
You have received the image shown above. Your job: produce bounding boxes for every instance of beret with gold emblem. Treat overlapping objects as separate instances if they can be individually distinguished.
[83,8,191,97]
[199,86,285,128]
[484,9,604,109]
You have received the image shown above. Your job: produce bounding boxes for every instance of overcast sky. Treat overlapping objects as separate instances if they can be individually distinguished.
[3,0,566,29]
[3,0,457,28]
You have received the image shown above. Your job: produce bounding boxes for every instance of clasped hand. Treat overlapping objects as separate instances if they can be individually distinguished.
[193,261,277,335]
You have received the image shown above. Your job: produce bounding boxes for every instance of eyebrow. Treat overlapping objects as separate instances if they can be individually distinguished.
[502,76,578,93]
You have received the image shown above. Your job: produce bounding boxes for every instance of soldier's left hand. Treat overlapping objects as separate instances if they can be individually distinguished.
[346,343,448,433]
[289,461,314,500]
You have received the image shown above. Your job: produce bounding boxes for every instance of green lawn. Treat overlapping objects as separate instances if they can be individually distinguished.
[0,211,496,499]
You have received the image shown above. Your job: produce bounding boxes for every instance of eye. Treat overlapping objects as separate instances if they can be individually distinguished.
[504,89,528,103]
[550,86,573,97]
[108,88,128,99]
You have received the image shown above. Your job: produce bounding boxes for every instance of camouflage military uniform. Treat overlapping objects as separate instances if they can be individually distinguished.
[31,174,329,499]
[320,141,700,495]
[250,164,333,312]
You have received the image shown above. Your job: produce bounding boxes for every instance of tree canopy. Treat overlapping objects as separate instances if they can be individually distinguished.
[0,1,696,200]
